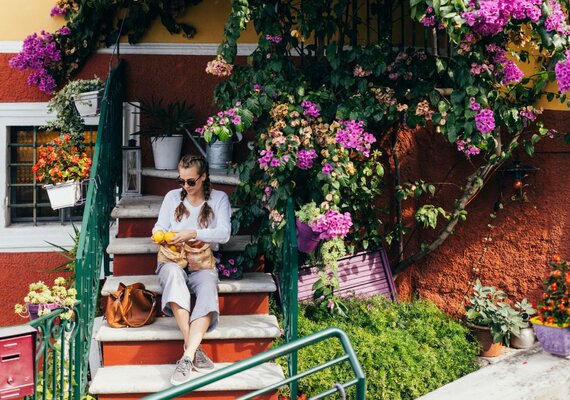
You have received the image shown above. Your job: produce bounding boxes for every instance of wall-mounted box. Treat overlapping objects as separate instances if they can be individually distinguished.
[0,324,36,399]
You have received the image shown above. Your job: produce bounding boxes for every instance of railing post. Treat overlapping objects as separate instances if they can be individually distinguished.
[281,198,299,398]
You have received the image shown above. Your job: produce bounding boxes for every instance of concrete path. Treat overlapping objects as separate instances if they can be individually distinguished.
[417,345,570,400]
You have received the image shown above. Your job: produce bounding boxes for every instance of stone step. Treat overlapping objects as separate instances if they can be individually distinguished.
[102,273,275,296]
[107,236,256,275]
[417,345,570,400]
[142,167,239,197]
[107,236,253,255]
[95,315,281,365]
[102,273,276,315]
[89,363,283,400]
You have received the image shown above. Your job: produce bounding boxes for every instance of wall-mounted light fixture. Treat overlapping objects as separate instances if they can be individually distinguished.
[500,160,539,202]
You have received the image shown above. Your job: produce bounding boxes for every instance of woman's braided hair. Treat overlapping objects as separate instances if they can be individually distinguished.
[174,155,214,228]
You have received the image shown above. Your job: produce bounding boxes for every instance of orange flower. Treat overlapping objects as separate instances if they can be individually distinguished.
[553,255,561,263]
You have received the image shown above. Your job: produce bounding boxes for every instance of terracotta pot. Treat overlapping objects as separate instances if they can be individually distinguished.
[469,324,503,357]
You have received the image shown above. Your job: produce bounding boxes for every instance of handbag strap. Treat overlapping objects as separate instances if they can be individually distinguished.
[117,288,157,328]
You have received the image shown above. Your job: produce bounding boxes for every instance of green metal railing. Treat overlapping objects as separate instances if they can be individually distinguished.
[142,327,366,400]
[279,197,300,397]
[28,307,80,400]
[72,60,125,398]
[23,61,124,400]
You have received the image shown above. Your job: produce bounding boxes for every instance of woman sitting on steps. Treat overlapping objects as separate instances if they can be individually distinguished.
[152,154,231,386]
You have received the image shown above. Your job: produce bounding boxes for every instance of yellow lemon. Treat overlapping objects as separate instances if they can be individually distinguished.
[164,231,176,243]
[169,245,178,252]
[152,230,165,243]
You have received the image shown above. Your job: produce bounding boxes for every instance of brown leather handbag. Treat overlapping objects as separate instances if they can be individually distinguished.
[105,282,157,328]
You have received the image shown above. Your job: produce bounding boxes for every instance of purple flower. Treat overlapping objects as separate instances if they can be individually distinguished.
[57,27,71,36]
[312,210,353,240]
[456,139,481,157]
[322,163,334,175]
[50,6,67,17]
[265,34,282,44]
[231,115,242,125]
[335,120,376,157]
[555,52,570,93]
[296,149,318,170]
[474,109,495,134]
[502,60,524,85]
[469,97,481,111]
[258,149,274,169]
[300,100,320,119]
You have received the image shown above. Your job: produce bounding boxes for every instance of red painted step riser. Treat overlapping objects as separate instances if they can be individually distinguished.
[102,339,273,365]
[118,217,259,237]
[98,392,277,400]
[142,176,236,197]
[102,293,270,315]
[113,254,264,275]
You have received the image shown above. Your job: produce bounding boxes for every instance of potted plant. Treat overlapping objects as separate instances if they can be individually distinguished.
[131,97,195,170]
[510,298,537,349]
[195,101,253,169]
[14,277,78,320]
[31,134,92,210]
[43,77,103,141]
[294,202,323,254]
[531,255,570,357]
[465,280,527,357]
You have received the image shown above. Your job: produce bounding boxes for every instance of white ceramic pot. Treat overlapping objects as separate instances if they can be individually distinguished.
[511,326,536,349]
[151,135,184,170]
[73,89,103,117]
[44,181,82,210]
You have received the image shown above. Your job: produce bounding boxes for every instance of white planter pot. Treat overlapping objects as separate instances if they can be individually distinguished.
[44,181,82,210]
[73,89,103,117]
[151,135,184,170]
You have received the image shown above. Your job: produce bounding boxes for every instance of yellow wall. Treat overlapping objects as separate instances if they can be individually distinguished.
[0,0,258,43]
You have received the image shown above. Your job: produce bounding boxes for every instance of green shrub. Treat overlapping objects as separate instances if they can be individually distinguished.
[276,296,479,400]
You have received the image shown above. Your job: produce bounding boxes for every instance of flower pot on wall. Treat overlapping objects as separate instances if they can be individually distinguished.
[151,135,184,170]
[44,181,82,210]
[73,89,103,117]
[295,218,320,254]
[531,317,570,357]
[469,324,503,357]
[206,140,233,169]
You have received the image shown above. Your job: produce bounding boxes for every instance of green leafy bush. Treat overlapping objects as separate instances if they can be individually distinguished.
[276,297,479,400]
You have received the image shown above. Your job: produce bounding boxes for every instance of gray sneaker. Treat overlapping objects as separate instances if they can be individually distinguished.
[170,356,195,385]
[193,346,215,372]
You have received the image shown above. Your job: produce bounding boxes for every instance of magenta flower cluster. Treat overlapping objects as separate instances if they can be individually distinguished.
[544,0,570,34]
[196,102,246,142]
[296,149,318,170]
[9,31,61,93]
[216,258,239,278]
[300,100,320,119]
[311,209,353,240]
[50,6,67,17]
[486,44,524,85]
[421,6,436,27]
[474,109,496,135]
[335,120,376,157]
[456,139,481,157]
[462,0,544,37]
[322,163,334,175]
[265,34,282,44]
[555,51,570,93]
[258,150,285,169]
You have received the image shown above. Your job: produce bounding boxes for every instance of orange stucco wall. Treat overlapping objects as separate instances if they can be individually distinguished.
[0,252,69,326]
[393,111,570,316]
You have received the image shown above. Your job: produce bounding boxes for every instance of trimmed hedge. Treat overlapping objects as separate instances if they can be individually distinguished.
[276,296,479,399]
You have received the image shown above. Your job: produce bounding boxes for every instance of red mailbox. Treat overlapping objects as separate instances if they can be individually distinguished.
[0,324,36,399]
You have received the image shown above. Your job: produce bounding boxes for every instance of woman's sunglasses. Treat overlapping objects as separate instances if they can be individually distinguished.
[176,174,203,187]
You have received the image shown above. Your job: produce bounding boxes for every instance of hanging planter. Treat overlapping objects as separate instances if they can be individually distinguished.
[44,180,82,210]
[295,218,321,254]
[73,89,103,117]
